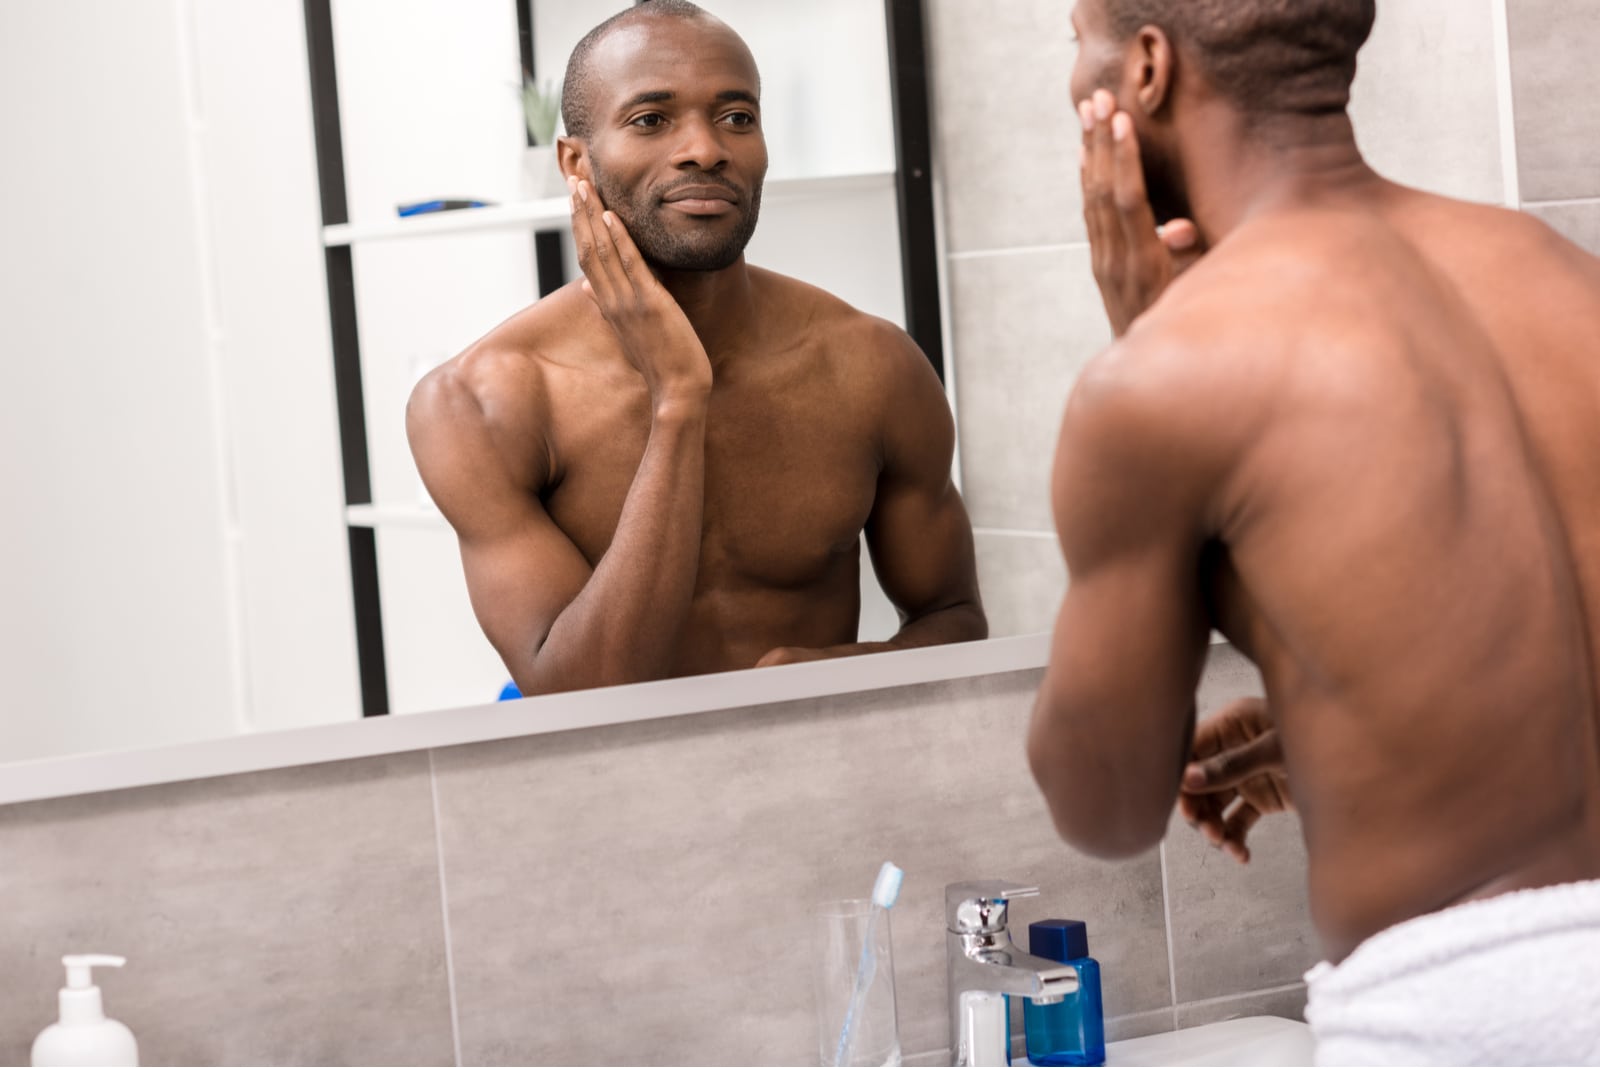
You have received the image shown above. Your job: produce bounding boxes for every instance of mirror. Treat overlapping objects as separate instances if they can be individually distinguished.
[0,0,1040,769]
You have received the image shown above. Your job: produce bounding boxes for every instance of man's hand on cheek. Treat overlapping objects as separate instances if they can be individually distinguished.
[568,176,713,403]
[1080,89,1204,337]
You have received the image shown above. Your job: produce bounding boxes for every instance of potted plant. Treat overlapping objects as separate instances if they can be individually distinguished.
[521,75,565,200]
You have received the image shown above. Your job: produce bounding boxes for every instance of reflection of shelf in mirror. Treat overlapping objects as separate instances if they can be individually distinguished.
[321,171,896,246]
[346,504,449,529]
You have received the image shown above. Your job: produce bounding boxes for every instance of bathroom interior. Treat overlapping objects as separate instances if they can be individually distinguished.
[2,0,1594,1064]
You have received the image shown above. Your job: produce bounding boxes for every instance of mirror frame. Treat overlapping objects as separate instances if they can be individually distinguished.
[0,635,1048,807]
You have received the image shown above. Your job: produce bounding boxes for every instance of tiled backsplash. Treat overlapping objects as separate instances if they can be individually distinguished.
[0,645,1314,1065]
[1507,0,1600,203]
[1510,2,1600,261]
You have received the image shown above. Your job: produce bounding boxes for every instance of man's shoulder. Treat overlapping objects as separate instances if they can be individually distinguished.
[411,285,598,425]
[750,264,905,333]
[1064,283,1281,494]
[749,265,931,379]
[406,296,598,475]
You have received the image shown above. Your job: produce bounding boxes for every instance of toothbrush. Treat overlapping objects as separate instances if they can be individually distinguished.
[834,861,904,1066]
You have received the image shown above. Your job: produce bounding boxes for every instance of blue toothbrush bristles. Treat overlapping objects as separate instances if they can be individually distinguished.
[871,861,904,910]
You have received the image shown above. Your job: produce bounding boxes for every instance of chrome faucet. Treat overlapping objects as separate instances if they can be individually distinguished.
[945,880,1080,1067]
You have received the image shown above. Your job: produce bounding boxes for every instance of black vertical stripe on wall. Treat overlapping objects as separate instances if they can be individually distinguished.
[303,0,391,717]
[884,0,946,383]
[516,0,571,297]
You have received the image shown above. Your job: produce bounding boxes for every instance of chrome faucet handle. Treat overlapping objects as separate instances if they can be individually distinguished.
[944,880,1040,934]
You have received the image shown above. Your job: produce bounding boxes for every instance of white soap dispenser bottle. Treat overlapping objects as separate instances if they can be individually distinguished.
[31,954,139,1067]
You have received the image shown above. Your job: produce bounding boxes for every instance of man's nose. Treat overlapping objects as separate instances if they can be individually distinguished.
[669,116,729,170]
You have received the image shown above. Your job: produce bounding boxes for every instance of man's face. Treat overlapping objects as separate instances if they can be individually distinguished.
[580,18,768,272]
[1069,0,1190,225]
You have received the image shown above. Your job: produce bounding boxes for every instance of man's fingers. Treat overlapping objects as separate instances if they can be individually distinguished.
[1080,99,1105,253]
[1089,92,1117,218]
[599,209,656,292]
[1159,219,1199,253]
[569,178,615,302]
[1215,800,1262,864]
[1161,219,1205,278]
[1177,783,1234,838]
[572,178,662,312]
[1183,728,1284,793]
[1109,111,1158,246]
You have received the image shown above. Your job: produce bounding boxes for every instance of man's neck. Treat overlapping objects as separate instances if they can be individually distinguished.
[1181,108,1384,245]
[655,258,758,368]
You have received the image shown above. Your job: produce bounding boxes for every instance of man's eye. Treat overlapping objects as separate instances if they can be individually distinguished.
[630,113,665,129]
[723,111,756,127]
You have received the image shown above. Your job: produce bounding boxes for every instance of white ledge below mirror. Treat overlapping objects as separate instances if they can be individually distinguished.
[0,633,1051,808]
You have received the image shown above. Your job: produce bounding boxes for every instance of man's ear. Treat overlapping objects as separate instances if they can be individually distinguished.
[1130,25,1174,116]
[556,136,590,183]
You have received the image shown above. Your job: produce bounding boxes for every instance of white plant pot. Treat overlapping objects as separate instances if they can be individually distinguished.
[521,144,566,200]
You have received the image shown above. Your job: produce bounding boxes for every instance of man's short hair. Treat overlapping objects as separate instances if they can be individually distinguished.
[1106,0,1377,118]
[561,0,715,141]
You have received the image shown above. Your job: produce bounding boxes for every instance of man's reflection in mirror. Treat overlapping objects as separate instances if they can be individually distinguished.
[407,0,985,696]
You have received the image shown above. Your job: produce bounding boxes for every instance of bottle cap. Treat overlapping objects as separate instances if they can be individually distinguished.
[1030,919,1089,962]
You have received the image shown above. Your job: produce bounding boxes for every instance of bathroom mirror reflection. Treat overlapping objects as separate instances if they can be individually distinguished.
[0,0,1037,769]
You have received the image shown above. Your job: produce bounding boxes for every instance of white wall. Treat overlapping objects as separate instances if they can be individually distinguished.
[190,0,363,733]
[0,0,360,761]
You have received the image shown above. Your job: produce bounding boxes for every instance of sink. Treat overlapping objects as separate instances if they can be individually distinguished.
[1103,1015,1315,1067]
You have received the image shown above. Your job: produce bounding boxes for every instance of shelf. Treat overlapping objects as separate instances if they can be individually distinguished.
[346,504,449,529]
[322,170,896,246]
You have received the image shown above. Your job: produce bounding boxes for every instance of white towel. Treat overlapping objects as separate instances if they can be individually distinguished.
[1303,878,1600,1066]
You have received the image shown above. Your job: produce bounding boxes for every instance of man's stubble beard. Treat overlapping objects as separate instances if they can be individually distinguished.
[591,161,764,272]
[1141,141,1191,228]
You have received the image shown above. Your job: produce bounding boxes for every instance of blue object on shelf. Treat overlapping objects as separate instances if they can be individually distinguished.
[397,198,495,217]
[497,680,522,701]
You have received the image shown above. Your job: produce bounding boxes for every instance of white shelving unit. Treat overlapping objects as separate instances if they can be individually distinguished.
[321,171,895,247]
[345,504,448,530]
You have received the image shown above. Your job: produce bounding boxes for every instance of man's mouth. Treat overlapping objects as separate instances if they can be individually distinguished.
[661,183,739,216]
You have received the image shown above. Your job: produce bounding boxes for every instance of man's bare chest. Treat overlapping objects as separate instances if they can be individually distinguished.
[541,382,881,588]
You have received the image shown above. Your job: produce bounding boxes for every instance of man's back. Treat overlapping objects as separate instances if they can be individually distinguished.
[1148,182,1600,960]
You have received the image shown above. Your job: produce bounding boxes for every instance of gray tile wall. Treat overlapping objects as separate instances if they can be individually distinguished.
[0,646,1312,1066]
[1509,2,1600,256]
[930,0,1509,635]
[0,755,456,1067]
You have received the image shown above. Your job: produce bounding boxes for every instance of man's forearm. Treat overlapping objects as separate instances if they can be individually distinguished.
[519,396,708,694]
[760,599,988,666]
[884,599,988,651]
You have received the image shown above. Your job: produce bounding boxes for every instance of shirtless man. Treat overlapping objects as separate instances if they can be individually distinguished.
[406,1,984,697]
[1026,1,1600,1061]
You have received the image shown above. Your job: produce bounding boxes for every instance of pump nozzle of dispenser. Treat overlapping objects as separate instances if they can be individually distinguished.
[58,956,124,1024]
[31,954,138,1066]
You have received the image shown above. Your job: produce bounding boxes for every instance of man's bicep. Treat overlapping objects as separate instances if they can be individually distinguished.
[407,372,591,679]
[864,474,982,619]
[1032,542,1209,852]
[865,332,983,622]
[1030,366,1214,855]
[455,510,593,677]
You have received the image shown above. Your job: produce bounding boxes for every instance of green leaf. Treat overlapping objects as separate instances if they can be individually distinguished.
[521,76,561,146]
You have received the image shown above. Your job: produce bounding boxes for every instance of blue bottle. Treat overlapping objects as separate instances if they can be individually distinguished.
[1023,920,1105,1067]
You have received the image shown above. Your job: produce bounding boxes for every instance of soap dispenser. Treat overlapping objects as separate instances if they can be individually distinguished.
[31,955,139,1067]
[1021,921,1104,1067]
